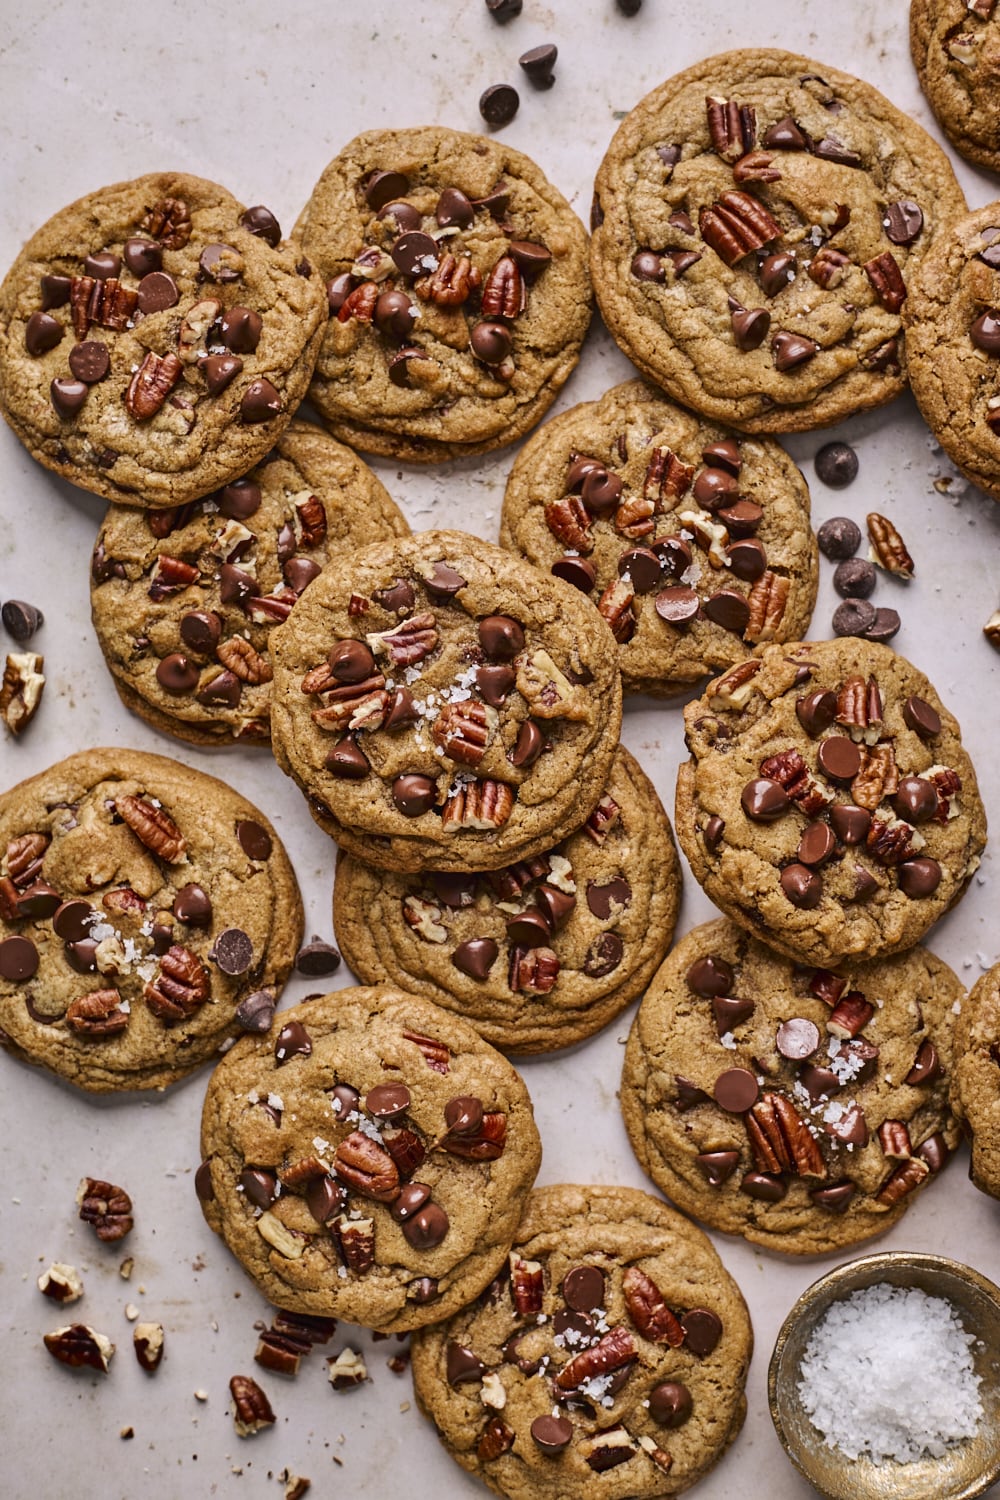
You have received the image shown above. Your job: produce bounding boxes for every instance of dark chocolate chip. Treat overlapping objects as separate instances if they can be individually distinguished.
[52,900,95,942]
[762,115,809,149]
[631,250,665,282]
[864,607,900,643]
[68,340,110,383]
[195,1160,215,1201]
[535,883,575,929]
[240,205,282,247]
[83,251,121,280]
[649,1381,693,1427]
[798,821,837,867]
[618,546,662,592]
[585,877,631,919]
[444,1095,484,1136]
[180,610,222,655]
[402,1202,449,1249]
[776,1016,821,1059]
[210,927,253,976]
[582,932,623,977]
[326,739,369,780]
[375,289,416,340]
[391,230,439,277]
[365,170,410,211]
[562,1264,604,1311]
[814,444,859,490]
[222,306,263,353]
[155,653,199,696]
[796,689,837,736]
[731,305,771,350]
[446,1343,486,1386]
[581,467,623,513]
[275,1020,312,1063]
[817,515,861,559]
[384,688,419,731]
[16,881,60,918]
[655,586,700,624]
[40,274,72,308]
[329,639,376,683]
[903,695,941,739]
[697,1150,740,1185]
[519,44,557,86]
[780,863,823,908]
[693,467,739,510]
[681,1309,722,1356]
[470,320,512,365]
[552,556,596,592]
[173,884,212,927]
[136,271,179,315]
[686,955,734,997]
[970,310,1000,354]
[832,598,877,637]
[741,1172,787,1202]
[423,562,466,598]
[478,615,525,660]
[830,804,871,844]
[726,539,767,581]
[703,590,750,634]
[196,670,242,709]
[306,1175,347,1224]
[1,599,44,642]
[0,936,38,980]
[906,1038,942,1086]
[477,664,517,708]
[25,311,63,357]
[199,243,242,283]
[65,938,98,974]
[366,1083,410,1120]
[479,83,520,128]
[201,354,243,394]
[759,251,796,296]
[674,1076,709,1111]
[219,563,256,605]
[508,720,544,767]
[392,774,436,816]
[508,240,552,279]
[326,273,355,312]
[435,188,474,229]
[123,238,163,276]
[918,1131,948,1171]
[237,819,272,861]
[531,1415,573,1453]
[717,499,763,537]
[505,908,552,947]
[285,557,322,594]
[296,938,341,976]
[240,378,281,423]
[378,201,422,234]
[898,857,941,898]
[741,777,790,821]
[772,329,819,371]
[893,776,938,824]
[239,1167,277,1209]
[713,996,754,1035]
[704,816,725,854]
[330,1082,360,1119]
[451,938,498,982]
[810,1181,855,1213]
[50,378,88,419]
[711,1070,760,1113]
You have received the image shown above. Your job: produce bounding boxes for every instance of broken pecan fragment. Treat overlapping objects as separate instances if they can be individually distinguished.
[366,612,438,666]
[148,553,200,600]
[332,1214,375,1273]
[477,1417,516,1462]
[585,1428,636,1472]
[733,149,781,183]
[295,494,328,548]
[584,794,620,844]
[875,1155,929,1207]
[0,652,44,735]
[598,575,636,642]
[66,988,129,1038]
[416,253,481,306]
[5,831,49,886]
[481,255,525,319]
[556,1326,636,1389]
[515,649,589,720]
[230,1373,276,1436]
[115,795,186,861]
[614,492,656,539]
[708,658,762,710]
[826,990,875,1039]
[142,196,192,249]
[144,944,211,1022]
[867,513,913,578]
[508,945,559,993]
[509,1253,544,1315]
[216,636,274,685]
[44,1323,114,1373]
[744,570,789,643]
[77,1177,134,1242]
[836,674,882,743]
[311,676,388,732]
[545,495,594,553]
[38,1263,84,1304]
[644,444,694,506]
[125,350,183,420]
[333,1131,400,1202]
[866,814,922,866]
[439,1111,507,1161]
[864,251,906,314]
[402,895,447,943]
[402,1028,451,1073]
[622,1266,684,1345]
[441,779,514,832]
[337,281,379,323]
[700,190,781,266]
[759,748,830,816]
[133,1321,165,1372]
[706,97,756,161]
[808,246,850,289]
[746,1093,826,1178]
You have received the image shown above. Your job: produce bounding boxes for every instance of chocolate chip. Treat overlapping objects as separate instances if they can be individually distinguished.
[423,562,466,599]
[681,1308,722,1356]
[741,777,790,821]
[330,1083,360,1119]
[535,883,575,930]
[444,1095,484,1135]
[759,251,796,296]
[582,932,623,977]
[195,1160,215,1201]
[240,1167,277,1209]
[178,611,222,655]
[296,938,341,976]
[390,230,439,277]
[713,996,754,1035]
[241,205,282,247]
[580,467,622,514]
[903,695,941,739]
[196,669,241,709]
[469,320,512,366]
[552,555,596,592]
[1,599,44,642]
[67,340,110,383]
[832,598,877,637]
[508,720,545,769]
[52,900,95,942]
[864,607,901,644]
[134,270,179,315]
[763,115,809,149]
[210,927,253,976]
[810,1181,856,1213]
[237,819,272,861]
[686,955,734,997]
[713,1068,758,1113]
[375,289,416,340]
[772,330,819,371]
[906,1038,942,1086]
[432,874,475,908]
[692,468,738,512]
[450,938,498,983]
[329,639,376,684]
[718,499,763,538]
[384,688,419,731]
[50,378,88,419]
[817,516,861,559]
[198,243,241,283]
[219,564,255,605]
[155,653,199,695]
[829,804,871,844]
[898,857,941,898]
[0,935,38,980]
[234,990,275,1033]
[477,664,517,708]
[508,240,552,279]
[446,1343,486,1386]
[201,355,243,395]
[326,273,354,313]
[306,1175,347,1224]
[780,863,823,908]
[240,378,281,423]
[631,250,665,282]
[674,1076,709,1111]
[703,590,750,634]
[815,445,859,491]
[616,0,642,13]
[776,1017,820,1059]
[741,1172,787,1202]
[15,881,59,919]
[435,188,474,229]
[697,1150,740,1185]
[833,556,874,606]
[725,539,766,581]
[731,306,771,350]
[222,306,263,353]
[25,311,63,357]
[366,1083,410,1120]
[585,876,631,919]
[84,251,121,280]
[562,1264,604,1311]
[478,615,525,660]
[618,546,662,592]
[531,1415,573,1453]
[881,199,923,248]
[326,739,369,780]
[407,1276,440,1303]
[479,83,519,128]
[403,1201,449,1249]
[65,938,98,974]
[285,557,322,594]
[173,884,212,928]
[391,1184,432,1225]
[797,821,836,867]
[378,201,421,233]
[40,274,72,308]
[275,1020,312,1063]
[893,776,937,824]
[649,1381,692,1427]
[796,689,837,736]
[918,1132,948,1172]
[970,310,1000,354]
[365,170,410,210]
[505,908,552,947]
[374,578,416,615]
[392,774,436,817]
[519,43,557,86]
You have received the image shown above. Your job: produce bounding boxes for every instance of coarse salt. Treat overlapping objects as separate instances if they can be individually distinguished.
[797,1283,982,1464]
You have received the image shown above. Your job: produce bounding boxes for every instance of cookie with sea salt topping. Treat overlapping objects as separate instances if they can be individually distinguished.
[196,985,542,1334]
[621,919,962,1256]
[911,0,1000,174]
[333,746,680,1055]
[0,748,301,1092]
[0,172,326,506]
[590,50,966,432]
[268,529,622,873]
[950,959,1000,1199]
[499,380,818,695]
[410,1183,751,1500]
[675,639,986,968]
[90,421,409,747]
[295,126,592,462]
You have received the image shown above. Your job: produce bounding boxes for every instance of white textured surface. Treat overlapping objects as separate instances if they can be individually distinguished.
[1,4,1000,1499]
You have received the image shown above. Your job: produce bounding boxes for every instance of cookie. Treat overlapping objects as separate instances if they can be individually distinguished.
[296,127,592,462]
[410,1183,752,1500]
[268,529,622,873]
[911,0,1000,173]
[675,640,986,968]
[90,421,409,747]
[622,918,961,1256]
[333,747,680,1055]
[196,985,542,1334]
[905,203,1000,502]
[0,172,326,506]
[0,748,301,1092]
[499,380,818,695]
[950,960,1000,1199]
[590,49,966,433]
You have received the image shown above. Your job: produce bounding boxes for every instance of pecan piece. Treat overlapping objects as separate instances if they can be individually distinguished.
[102,886,147,918]
[876,1155,929,1207]
[66,989,129,1038]
[366,612,438,666]
[402,895,447,942]
[556,1326,636,1390]
[622,1266,684,1345]
[216,636,274,685]
[836,674,882,744]
[332,1214,375,1272]
[867,513,914,578]
[44,1324,114,1373]
[70,275,95,338]
[178,297,221,362]
[733,149,781,183]
[851,744,898,811]
[508,945,559,994]
[706,97,756,161]
[922,765,961,821]
[149,553,200,599]
[295,494,328,548]
[613,493,656,540]
[230,1374,276,1436]
[77,1177,134,1242]
[125,350,183,421]
[708,658,761,710]
[584,1428,636,1472]
[478,1417,515,1462]
[5,831,49,886]
[638,1435,674,1474]
[311,677,388,733]
[416,253,482,306]
[864,251,906,313]
[866,814,923,866]
[327,1347,369,1390]
[544,495,593,553]
[808,246,851,289]
[0,651,44,735]
[433,701,498,766]
[877,1120,912,1160]
[91,277,138,331]
[481,255,525,319]
[115,795,186,862]
[38,1263,84,1304]
[643,445,694,505]
[584,794,620,843]
[509,1254,544,1315]
[677,507,729,566]
[439,1112,507,1161]
[402,1028,451,1073]
[279,1156,329,1188]
[337,281,379,323]
[257,1211,308,1259]
[142,196,192,248]
[700,190,782,266]
[133,1322,165,1373]
[333,1131,400,1202]
[760,748,831,815]
[383,1126,426,1179]
[597,575,636,642]
[744,570,789,643]
[746,1092,826,1178]
[515,649,589,720]
[826,991,875,1039]
[144,944,211,1022]
[441,779,514,832]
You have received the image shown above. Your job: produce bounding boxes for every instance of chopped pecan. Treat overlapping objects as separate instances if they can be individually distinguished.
[836,674,882,744]
[613,493,656,539]
[337,281,379,323]
[733,149,781,183]
[746,1093,826,1178]
[402,895,447,942]
[826,991,875,1039]
[677,508,728,566]
[433,701,498,765]
[279,1156,329,1188]
[439,1112,507,1161]
[327,1347,369,1389]
[969,0,995,17]
[0,877,20,922]
[515,649,589,720]
[638,1435,674,1474]
[257,1211,308,1259]
[487,854,551,901]
[70,275,95,338]
[402,1028,451,1073]
[125,350,183,421]
[149,553,200,599]
[115,795,186,862]
[597,576,636,643]
[700,190,781,266]
[585,1428,636,1473]
[332,1214,375,1272]
[441,779,514,832]
[366,612,438,666]
[876,1155,929,1207]
[877,1120,912,1160]
[866,813,923,866]
[216,636,274,685]
[102,886,147,919]
[230,1373,276,1436]
[622,1266,684,1345]
[478,1417,515,1462]
[509,1254,544,1315]
[760,748,831,815]
[333,1131,400,1202]
[66,989,130,1038]
[38,1263,84,1304]
[178,297,221,362]
[415,253,482,306]
[922,765,961,821]
[295,494,328,548]
[864,251,906,313]
[851,744,898,811]
[744,570,789,643]
[810,969,847,1007]
[708,658,762,709]
[0,651,44,735]
[301,661,339,695]
[144,944,211,1022]
[867,513,914,578]
[556,1326,636,1390]
[133,1322,165,1373]
[481,255,525,319]
[643,445,694,506]
[247,593,295,624]
[77,1177,134,1242]
[544,495,594,553]
[808,246,851,289]
[584,794,620,844]
[508,945,559,994]
[5,831,49,886]
[44,1324,115,1373]
[311,676,388,732]
[142,196,191,248]
[382,1126,426,1179]
[706,96,756,161]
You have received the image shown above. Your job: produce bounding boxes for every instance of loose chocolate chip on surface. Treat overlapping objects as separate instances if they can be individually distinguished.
[713,1068,759,1113]
[210,928,253,976]
[485,0,522,20]
[479,84,520,128]
[1,599,44,642]
[452,938,499,981]
[236,819,272,861]
[519,44,557,86]
[902,695,941,739]
[865,607,900,643]
[392,774,436,816]
[296,938,341,976]
[616,0,642,13]
[832,598,877,637]
[817,515,861,558]
[833,557,876,599]
[796,688,837,736]
[68,341,110,383]
[776,1017,821,1060]
[780,863,823,908]
[686,955,734,998]
[741,777,790,821]
[814,443,859,490]
[240,205,282,247]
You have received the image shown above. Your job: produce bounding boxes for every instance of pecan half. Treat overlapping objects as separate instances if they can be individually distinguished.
[556,1326,636,1390]
[66,988,130,1038]
[700,191,782,266]
[333,1131,400,1202]
[481,256,525,319]
[836,674,882,743]
[867,513,913,578]
[230,1374,276,1436]
[622,1266,684,1345]
[416,253,482,306]
[44,1324,114,1373]
[433,701,498,765]
[402,895,447,942]
[584,794,620,843]
[5,831,49,886]
[366,612,438,666]
[439,1112,507,1161]
[383,1126,426,1179]
[257,1211,308,1259]
[597,575,636,642]
[115,795,186,862]
[402,1028,451,1073]
[544,495,593,553]
[515,649,589,720]
[144,944,211,1022]
[477,1417,515,1462]
[509,1254,544,1315]
[337,281,379,323]
[851,744,898,811]
[279,1156,329,1188]
[808,246,851,289]
[310,675,388,732]
[744,570,789,643]
[508,945,559,994]
[1,651,44,735]
[142,196,191,248]
[295,494,328,548]
[733,149,781,183]
[70,275,95,338]
[332,1214,375,1272]
[877,1120,912,1160]
[746,1093,826,1178]
[77,1177,134,1242]
[216,636,274,685]
[125,350,183,421]
[706,97,756,161]
[864,251,906,313]
[441,779,514,832]
[643,445,694,506]
[876,1155,929,1207]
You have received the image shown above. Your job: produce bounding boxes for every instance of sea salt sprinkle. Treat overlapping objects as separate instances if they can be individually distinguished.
[798,1283,983,1465]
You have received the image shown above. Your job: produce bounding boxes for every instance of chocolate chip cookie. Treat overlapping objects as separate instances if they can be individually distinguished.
[90,421,408,746]
[591,50,966,432]
[295,127,592,462]
[268,529,622,873]
[622,918,961,1256]
[911,0,1000,172]
[196,985,542,1334]
[410,1183,752,1500]
[499,380,817,694]
[333,747,680,1055]
[675,640,986,968]
[905,204,1000,502]
[0,172,327,506]
[0,748,301,1092]
[950,960,1000,1199]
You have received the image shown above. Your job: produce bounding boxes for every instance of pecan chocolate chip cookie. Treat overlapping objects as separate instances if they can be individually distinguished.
[197,986,542,1334]
[911,0,1000,173]
[90,422,408,747]
[0,173,326,506]
[591,50,966,433]
[333,747,680,1054]
[295,127,591,462]
[622,919,961,1256]
[268,529,622,873]
[499,380,817,694]
[0,748,301,1092]
[675,640,986,967]
[951,960,1000,1199]
[410,1183,751,1500]
[905,204,1000,502]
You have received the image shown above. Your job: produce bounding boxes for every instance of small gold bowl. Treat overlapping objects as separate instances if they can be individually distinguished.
[768,1251,1000,1500]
